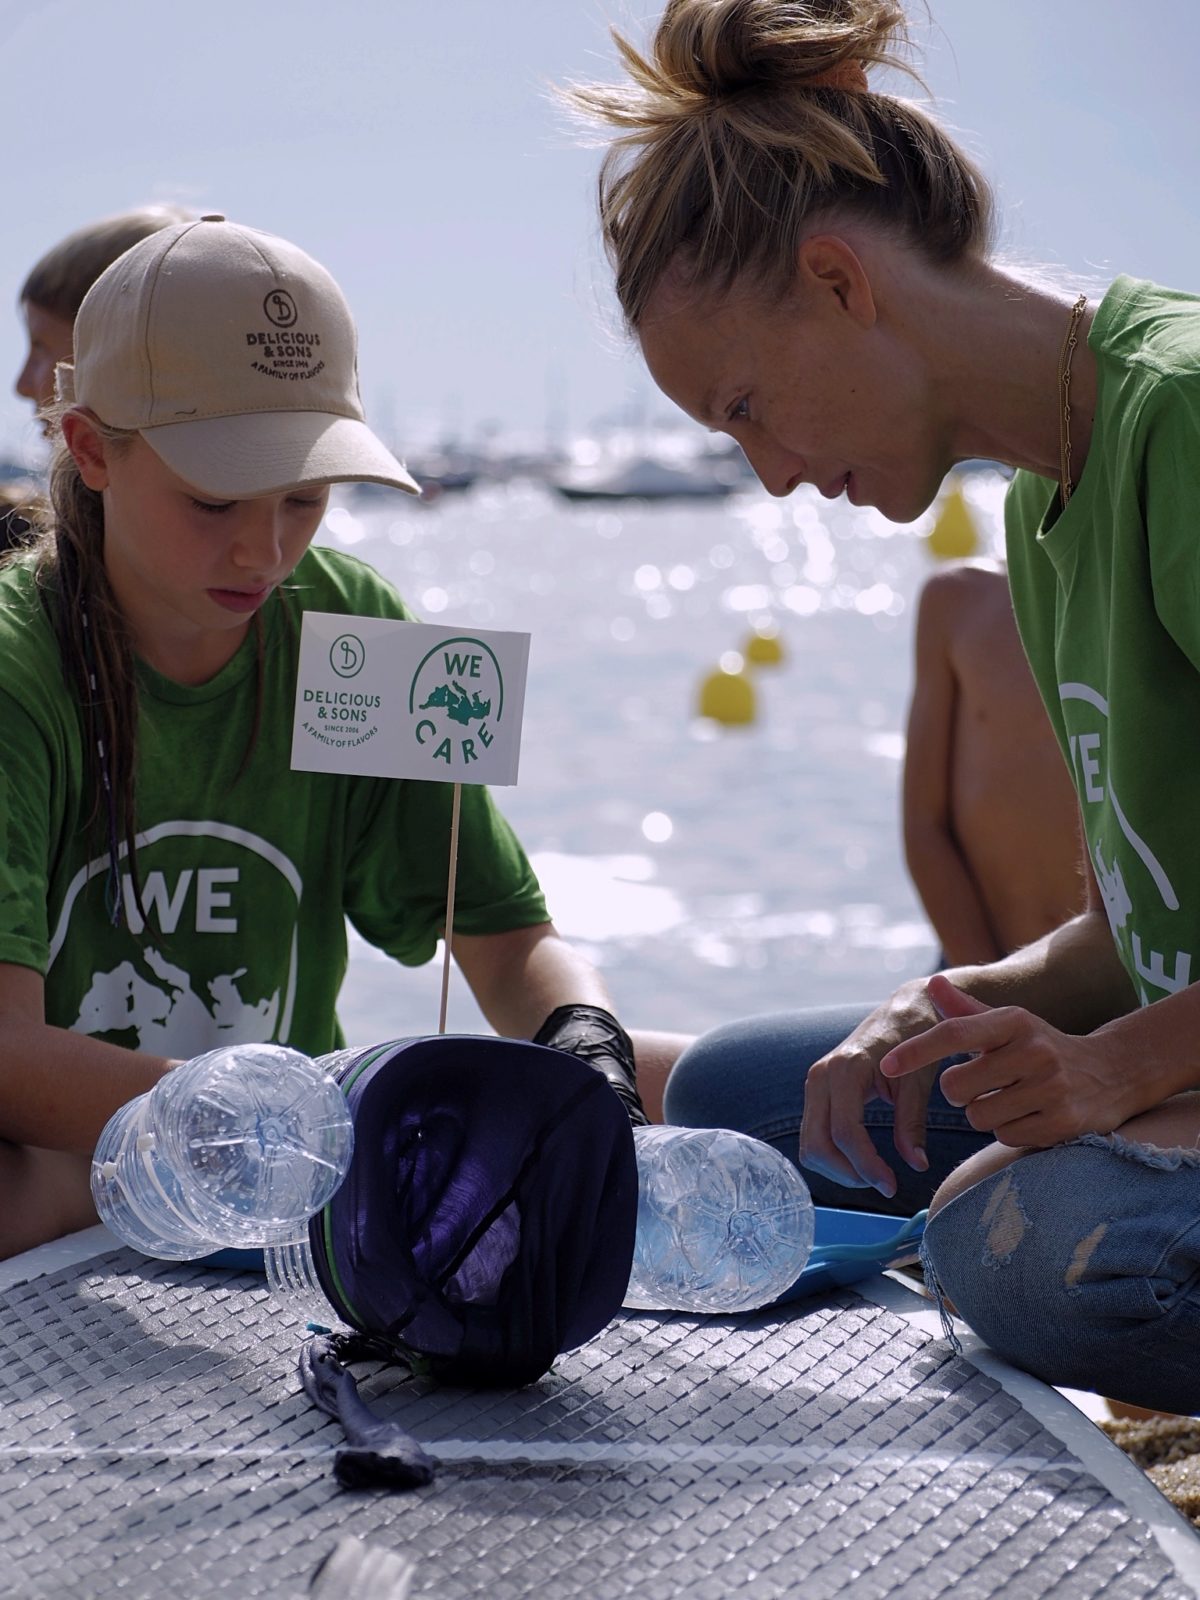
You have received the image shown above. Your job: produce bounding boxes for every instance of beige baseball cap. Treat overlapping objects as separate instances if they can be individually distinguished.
[57,215,420,498]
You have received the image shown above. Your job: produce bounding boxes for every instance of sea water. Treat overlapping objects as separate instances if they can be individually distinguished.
[323,469,1009,1042]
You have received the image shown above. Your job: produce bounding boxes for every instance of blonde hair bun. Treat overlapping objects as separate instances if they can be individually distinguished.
[647,0,908,102]
[566,0,993,327]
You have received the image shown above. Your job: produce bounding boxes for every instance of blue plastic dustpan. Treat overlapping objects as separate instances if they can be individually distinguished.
[776,1207,927,1304]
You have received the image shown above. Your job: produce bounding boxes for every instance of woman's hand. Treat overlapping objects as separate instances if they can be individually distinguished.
[798,898,1154,1195]
[880,973,1134,1147]
[798,977,943,1197]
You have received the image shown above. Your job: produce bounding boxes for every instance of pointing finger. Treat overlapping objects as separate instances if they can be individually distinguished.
[880,1009,1017,1078]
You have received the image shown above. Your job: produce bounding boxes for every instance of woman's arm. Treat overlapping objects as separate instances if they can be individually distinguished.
[0,963,170,1151]
[883,966,1200,1147]
[937,847,1136,1030]
[800,852,1137,1195]
[880,853,1183,1147]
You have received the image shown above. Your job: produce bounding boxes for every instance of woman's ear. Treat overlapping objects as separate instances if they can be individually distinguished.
[60,410,112,491]
[796,235,878,330]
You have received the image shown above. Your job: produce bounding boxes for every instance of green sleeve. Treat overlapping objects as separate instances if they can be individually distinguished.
[341,775,549,967]
[1144,375,1200,675]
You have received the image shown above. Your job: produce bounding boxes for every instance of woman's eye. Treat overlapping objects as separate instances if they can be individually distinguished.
[728,396,750,423]
[288,496,326,512]
[190,497,234,515]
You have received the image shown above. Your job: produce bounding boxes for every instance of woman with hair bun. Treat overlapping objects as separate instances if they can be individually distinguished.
[569,0,1200,1412]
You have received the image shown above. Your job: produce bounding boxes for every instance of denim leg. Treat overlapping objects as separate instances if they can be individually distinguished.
[923,1136,1200,1413]
[662,1007,995,1219]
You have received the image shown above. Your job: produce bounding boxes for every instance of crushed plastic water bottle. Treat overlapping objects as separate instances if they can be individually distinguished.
[263,1235,337,1320]
[625,1125,815,1314]
[91,1043,354,1260]
[92,1043,813,1322]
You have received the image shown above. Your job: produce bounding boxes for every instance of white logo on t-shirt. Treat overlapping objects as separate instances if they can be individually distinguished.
[50,820,303,1051]
[1061,681,1189,1001]
[73,946,280,1055]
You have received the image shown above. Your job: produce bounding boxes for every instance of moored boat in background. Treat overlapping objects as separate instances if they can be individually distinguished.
[548,452,739,503]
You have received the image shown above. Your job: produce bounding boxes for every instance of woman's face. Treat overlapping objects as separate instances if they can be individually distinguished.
[65,421,329,682]
[638,250,949,525]
[16,301,74,412]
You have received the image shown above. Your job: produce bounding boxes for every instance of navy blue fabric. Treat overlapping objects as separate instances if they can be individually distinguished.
[311,1034,638,1388]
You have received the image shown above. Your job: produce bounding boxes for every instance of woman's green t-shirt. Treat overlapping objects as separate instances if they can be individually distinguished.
[1005,275,1200,1004]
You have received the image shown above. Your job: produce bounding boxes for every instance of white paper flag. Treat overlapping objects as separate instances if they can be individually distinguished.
[290,612,529,786]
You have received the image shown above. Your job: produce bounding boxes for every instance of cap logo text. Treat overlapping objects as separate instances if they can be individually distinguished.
[264,290,298,327]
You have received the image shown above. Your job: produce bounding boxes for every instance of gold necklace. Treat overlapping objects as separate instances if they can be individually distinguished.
[1058,293,1088,504]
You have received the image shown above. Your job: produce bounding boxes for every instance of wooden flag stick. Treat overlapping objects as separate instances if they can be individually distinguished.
[437,781,463,1035]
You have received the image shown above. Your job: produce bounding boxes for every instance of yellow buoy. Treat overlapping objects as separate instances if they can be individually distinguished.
[744,627,785,667]
[926,486,980,560]
[698,652,757,725]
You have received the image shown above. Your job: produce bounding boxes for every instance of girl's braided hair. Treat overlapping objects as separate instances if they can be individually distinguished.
[14,418,266,927]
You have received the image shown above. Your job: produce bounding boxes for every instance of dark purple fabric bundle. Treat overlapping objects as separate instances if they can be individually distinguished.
[300,1035,637,1485]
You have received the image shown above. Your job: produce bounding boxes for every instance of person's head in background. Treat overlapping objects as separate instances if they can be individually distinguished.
[16,205,195,410]
[566,0,1000,524]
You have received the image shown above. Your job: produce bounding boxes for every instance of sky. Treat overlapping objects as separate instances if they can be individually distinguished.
[3,0,1198,465]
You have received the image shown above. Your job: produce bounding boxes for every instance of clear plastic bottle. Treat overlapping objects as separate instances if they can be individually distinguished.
[91,1043,355,1260]
[254,1120,817,1322]
[93,1047,814,1321]
[624,1125,815,1314]
[263,1236,336,1320]
[268,1126,816,1324]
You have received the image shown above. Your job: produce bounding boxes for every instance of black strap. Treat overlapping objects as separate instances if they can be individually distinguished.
[299,1337,436,1491]
[533,1003,648,1127]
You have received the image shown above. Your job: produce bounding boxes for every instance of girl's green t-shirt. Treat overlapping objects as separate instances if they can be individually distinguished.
[0,545,547,1056]
[1005,276,1200,1004]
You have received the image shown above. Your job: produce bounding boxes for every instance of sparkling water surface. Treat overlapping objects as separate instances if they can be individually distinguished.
[320,472,1008,1042]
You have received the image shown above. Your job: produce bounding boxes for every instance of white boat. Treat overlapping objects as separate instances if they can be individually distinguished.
[548,454,737,503]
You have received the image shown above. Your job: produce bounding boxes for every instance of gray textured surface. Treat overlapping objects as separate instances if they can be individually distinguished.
[0,1245,1191,1599]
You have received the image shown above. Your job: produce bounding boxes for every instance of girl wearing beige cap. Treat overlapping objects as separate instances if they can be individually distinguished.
[0,216,668,1258]
[570,0,1200,1412]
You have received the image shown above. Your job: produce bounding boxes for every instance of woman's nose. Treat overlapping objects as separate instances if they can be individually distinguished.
[15,352,48,405]
[738,436,804,499]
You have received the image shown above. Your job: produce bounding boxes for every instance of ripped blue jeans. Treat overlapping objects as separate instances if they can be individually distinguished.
[923,1135,1200,1414]
[665,1008,1200,1411]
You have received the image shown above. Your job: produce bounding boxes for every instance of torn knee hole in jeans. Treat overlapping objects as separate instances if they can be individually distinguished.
[976,1156,1119,1292]
[1075,1131,1200,1171]
[1064,1223,1107,1288]
[972,1170,1108,1289]
[979,1170,1027,1265]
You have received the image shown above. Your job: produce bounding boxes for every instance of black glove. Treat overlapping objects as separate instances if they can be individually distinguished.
[532,1003,649,1127]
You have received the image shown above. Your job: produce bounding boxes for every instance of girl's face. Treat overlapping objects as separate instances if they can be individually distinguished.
[65,420,329,683]
[638,239,949,525]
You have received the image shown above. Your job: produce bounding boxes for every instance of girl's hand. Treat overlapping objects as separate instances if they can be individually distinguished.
[799,978,941,1198]
[879,973,1132,1147]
